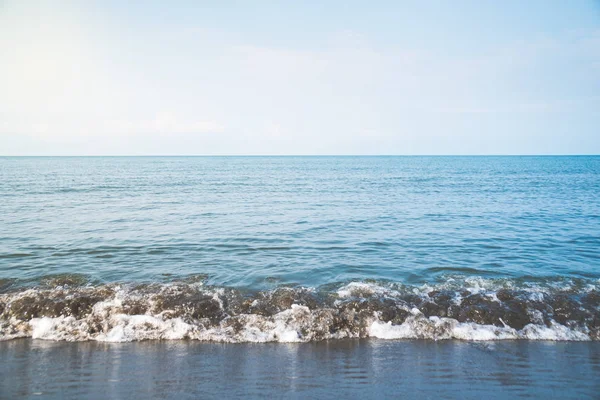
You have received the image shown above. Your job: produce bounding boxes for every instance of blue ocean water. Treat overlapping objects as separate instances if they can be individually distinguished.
[1,156,599,288]
[1,156,600,342]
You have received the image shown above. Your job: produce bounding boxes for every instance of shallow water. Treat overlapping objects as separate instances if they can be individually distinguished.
[1,156,599,343]
[1,339,599,399]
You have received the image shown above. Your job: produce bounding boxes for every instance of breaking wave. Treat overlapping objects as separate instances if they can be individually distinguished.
[1,276,599,342]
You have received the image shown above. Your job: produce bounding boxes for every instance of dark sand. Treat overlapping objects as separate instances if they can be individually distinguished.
[1,339,599,399]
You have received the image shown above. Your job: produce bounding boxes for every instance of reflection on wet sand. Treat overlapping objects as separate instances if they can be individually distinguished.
[1,339,599,399]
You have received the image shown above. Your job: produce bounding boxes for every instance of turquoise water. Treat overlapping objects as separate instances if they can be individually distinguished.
[1,156,599,288]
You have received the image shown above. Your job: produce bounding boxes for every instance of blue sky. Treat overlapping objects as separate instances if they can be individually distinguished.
[1,0,599,155]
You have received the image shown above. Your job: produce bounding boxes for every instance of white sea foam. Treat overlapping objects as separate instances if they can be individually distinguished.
[1,279,598,343]
[29,316,89,341]
[3,309,590,343]
[96,315,194,342]
[5,304,317,343]
[336,282,400,299]
[368,316,590,341]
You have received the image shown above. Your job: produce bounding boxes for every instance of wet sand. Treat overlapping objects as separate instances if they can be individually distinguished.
[1,339,599,399]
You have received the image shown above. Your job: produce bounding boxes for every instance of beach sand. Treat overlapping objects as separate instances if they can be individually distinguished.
[1,339,599,399]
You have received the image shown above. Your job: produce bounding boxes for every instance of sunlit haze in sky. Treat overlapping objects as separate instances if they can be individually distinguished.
[1,1,599,155]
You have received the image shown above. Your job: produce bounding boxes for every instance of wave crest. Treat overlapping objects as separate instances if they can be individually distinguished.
[1,278,599,342]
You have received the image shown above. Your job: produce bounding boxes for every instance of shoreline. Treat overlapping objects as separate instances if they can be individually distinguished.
[2,338,599,399]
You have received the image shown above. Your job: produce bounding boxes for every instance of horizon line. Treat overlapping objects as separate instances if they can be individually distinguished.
[1,154,599,157]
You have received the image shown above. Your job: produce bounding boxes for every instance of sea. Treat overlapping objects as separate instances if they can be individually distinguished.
[1,156,599,398]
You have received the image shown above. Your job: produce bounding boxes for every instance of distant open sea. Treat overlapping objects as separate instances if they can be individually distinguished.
[0,156,599,343]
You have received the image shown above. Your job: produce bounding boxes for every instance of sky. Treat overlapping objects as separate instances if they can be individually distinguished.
[1,0,599,155]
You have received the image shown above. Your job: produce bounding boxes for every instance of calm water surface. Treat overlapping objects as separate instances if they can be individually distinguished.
[1,156,598,288]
